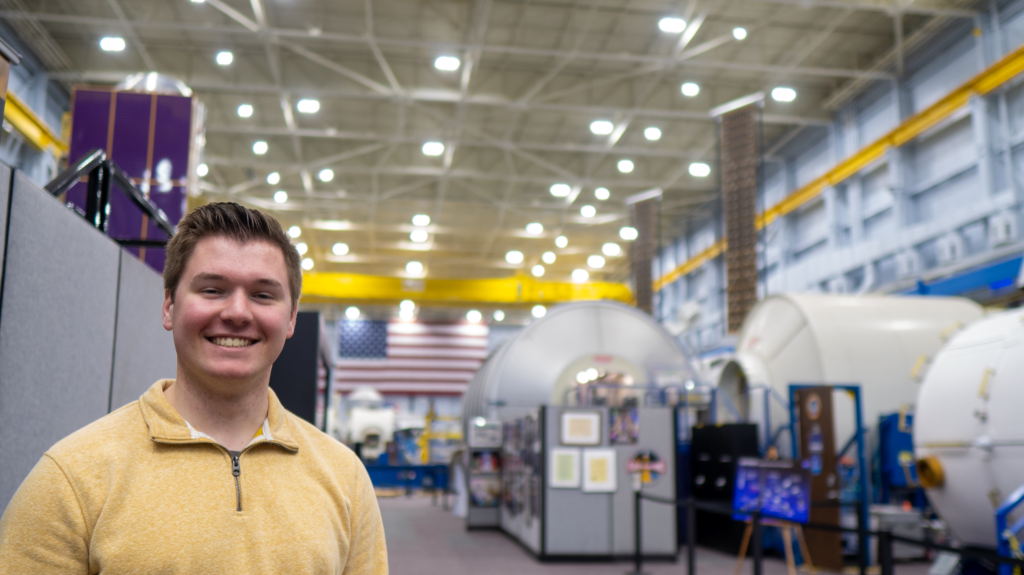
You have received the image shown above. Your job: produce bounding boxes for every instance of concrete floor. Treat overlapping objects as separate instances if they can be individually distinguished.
[379,495,933,575]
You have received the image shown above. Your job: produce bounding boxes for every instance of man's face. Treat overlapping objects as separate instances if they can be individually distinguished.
[163,236,297,392]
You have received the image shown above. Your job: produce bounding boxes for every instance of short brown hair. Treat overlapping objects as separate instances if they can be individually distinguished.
[163,202,302,309]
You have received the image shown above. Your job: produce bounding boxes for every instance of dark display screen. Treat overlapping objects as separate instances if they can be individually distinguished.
[733,458,811,524]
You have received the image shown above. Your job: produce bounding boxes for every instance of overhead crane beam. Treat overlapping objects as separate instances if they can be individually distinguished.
[3,91,66,156]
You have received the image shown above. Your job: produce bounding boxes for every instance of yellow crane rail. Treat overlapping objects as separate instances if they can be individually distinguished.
[4,91,66,156]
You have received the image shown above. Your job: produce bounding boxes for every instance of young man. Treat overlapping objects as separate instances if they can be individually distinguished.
[0,202,388,574]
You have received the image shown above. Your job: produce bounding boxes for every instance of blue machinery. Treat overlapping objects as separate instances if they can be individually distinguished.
[997,485,1024,575]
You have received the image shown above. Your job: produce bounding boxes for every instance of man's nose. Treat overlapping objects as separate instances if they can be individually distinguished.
[221,290,254,323]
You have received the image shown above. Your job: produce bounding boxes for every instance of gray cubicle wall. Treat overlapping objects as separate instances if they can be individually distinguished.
[0,165,176,511]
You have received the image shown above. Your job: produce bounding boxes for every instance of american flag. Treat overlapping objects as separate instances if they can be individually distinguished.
[334,320,489,395]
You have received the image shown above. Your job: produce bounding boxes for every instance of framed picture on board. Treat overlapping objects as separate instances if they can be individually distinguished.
[582,448,617,492]
[560,410,601,446]
[549,447,581,488]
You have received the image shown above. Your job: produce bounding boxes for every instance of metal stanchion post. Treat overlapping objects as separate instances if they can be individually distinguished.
[687,500,696,575]
[630,490,644,575]
[752,511,763,575]
[857,502,867,575]
[878,530,894,575]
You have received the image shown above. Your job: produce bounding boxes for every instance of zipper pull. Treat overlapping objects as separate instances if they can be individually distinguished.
[232,455,241,477]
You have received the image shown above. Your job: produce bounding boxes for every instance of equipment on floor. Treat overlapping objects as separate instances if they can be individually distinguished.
[690,423,759,554]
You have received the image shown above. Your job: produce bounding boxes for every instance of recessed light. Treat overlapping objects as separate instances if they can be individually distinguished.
[532,264,545,277]
[595,187,610,200]
[733,27,748,40]
[550,183,571,197]
[410,230,429,243]
[288,226,301,238]
[681,82,700,97]
[297,99,320,114]
[332,243,349,255]
[644,127,662,141]
[617,159,634,173]
[434,56,461,71]
[216,51,233,66]
[588,255,606,268]
[100,37,126,52]
[301,257,313,270]
[413,214,431,226]
[345,306,360,320]
[253,141,268,155]
[406,261,424,274]
[580,205,596,218]
[689,162,711,177]
[555,235,568,248]
[526,222,544,235]
[318,168,334,182]
[267,172,280,185]
[467,310,482,323]
[295,242,308,255]
[602,243,621,256]
[506,251,524,264]
[531,305,546,318]
[658,17,687,33]
[422,141,445,156]
[274,190,288,203]
[572,269,589,283]
[400,300,415,311]
[771,87,797,102]
[237,104,253,118]
[196,163,209,177]
[590,120,614,135]
[620,227,638,240]
[542,251,556,264]
[493,310,505,321]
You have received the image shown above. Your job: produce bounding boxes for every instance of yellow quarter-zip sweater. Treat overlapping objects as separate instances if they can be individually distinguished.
[0,380,388,574]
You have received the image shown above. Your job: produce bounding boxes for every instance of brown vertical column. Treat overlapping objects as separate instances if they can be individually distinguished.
[629,194,660,315]
[0,37,22,129]
[719,104,760,333]
[795,387,843,572]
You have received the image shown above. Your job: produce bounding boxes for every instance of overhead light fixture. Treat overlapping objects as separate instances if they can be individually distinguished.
[216,51,233,66]
[301,257,314,270]
[422,141,445,156]
[191,0,205,3]
[253,141,268,155]
[689,162,711,177]
[412,214,431,226]
[196,163,209,177]
[550,183,571,197]
[267,172,280,185]
[588,255,606,268]
[531,305,546,318]
[434,55,461,71]
[594,187,610,200]
[237,104,253,118]
[410,230,429,243]
[332,242,349,255]
[658,17,687,33]
[572,269,589,283]
[493,310,505,321]
[100,37,126,52]
[555,235,568,248]
[542,251,556,264]
[406,261,424,274]
[617,159,634,173]
[526,222,544,235]
[345,306,360,320]
[274,190,288,203]
[532,264,545,277]
[580,205,596,218]
[318,168,334,182]
[288,226,301,238]
[505,250,524,264]
[602,243,621,256]
[399,308,414,321]
[400,300,416,312]
[297,99,320,114]
[644,127,662,141]
[771,87,797,102]
[467,309,482,323]
[733,27,748,40]
[295,242,308,255]
[620,226,638,240]
[681,82,700,97]
[590,120,614,135]
[586,367,599,380]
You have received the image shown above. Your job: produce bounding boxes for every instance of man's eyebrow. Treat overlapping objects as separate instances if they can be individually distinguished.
[255,278,284,288]
[190,273,227,285]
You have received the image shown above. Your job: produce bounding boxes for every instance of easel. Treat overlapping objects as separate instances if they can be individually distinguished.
[733,517,815,575]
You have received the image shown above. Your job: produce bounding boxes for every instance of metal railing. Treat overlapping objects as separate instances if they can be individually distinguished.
[45,149,176,247]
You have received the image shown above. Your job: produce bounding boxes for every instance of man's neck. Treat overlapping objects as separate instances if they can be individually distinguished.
[164,373,269,452]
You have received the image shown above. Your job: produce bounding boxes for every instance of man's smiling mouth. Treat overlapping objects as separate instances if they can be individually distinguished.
[208,337,256,348]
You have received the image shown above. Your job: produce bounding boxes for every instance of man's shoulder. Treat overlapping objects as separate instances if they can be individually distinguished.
[283,412,361,467]
[46,400,147,465]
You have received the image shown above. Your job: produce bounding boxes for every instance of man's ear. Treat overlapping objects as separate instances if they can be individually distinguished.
[162,289,174,332]
[285,302,298,339]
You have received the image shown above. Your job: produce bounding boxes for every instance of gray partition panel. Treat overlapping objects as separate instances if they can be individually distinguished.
[0,163,11,293]
[109,251,176,411]
[0,172,120,509]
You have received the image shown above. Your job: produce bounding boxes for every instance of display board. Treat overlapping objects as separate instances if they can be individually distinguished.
[795,386,843,571]
[732,458,811,524]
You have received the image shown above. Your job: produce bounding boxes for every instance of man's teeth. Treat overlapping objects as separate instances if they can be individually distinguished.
[212,337,253,348]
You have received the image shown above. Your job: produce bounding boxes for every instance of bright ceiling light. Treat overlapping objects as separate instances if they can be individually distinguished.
[400,300,416,312]
[237,104,253,118]
[532,264,545,277]
[274,190,288,203]
[644,127,662,141]
[190,0,205,3]
[216,51,233,66]
[526,222,544,235]
[617,159,634,173]
[542,251,556,264]
[658,17,687,33]
[406,261,424,274]
[576,371,589,384]
[771,87,797,102]
[586,367,599,380]
[295,242,308,255]
[531,305,546,318]
[595,187,610,200]
[100,37,126,52]
[689,162,711,177]
[681,82,700,97]
[505,250,524,264]
[588,255,606,268]
[345,306,360,320]
[412,214,431,226]
[267,172,280,185]
[550,183,571,197]
[410,230,429,243]
[580,205,596,218]
[399,308,415,321]
[602,243,621,256]
[297,99,320,114]
[434,56,461,71]
[196,163,209,177]
[555,235,568,248]
[318,168,334,182]
[422,141,445,156]
[620,226,638,240]
[493,310,505,321]
[467,309,482,323]
[288,226,301,238]
[590,120,614,135]
[301,257,314,270]
[332,242,349,255]
[572,269,589,283]
[253,141,268,155]
[733,27,748,40]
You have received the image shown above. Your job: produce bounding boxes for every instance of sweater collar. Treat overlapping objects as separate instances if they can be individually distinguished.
[139,379,299,451]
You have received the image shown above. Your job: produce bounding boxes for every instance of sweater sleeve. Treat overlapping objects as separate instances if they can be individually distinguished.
[0,454,90,575]
[342,462,389,575]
